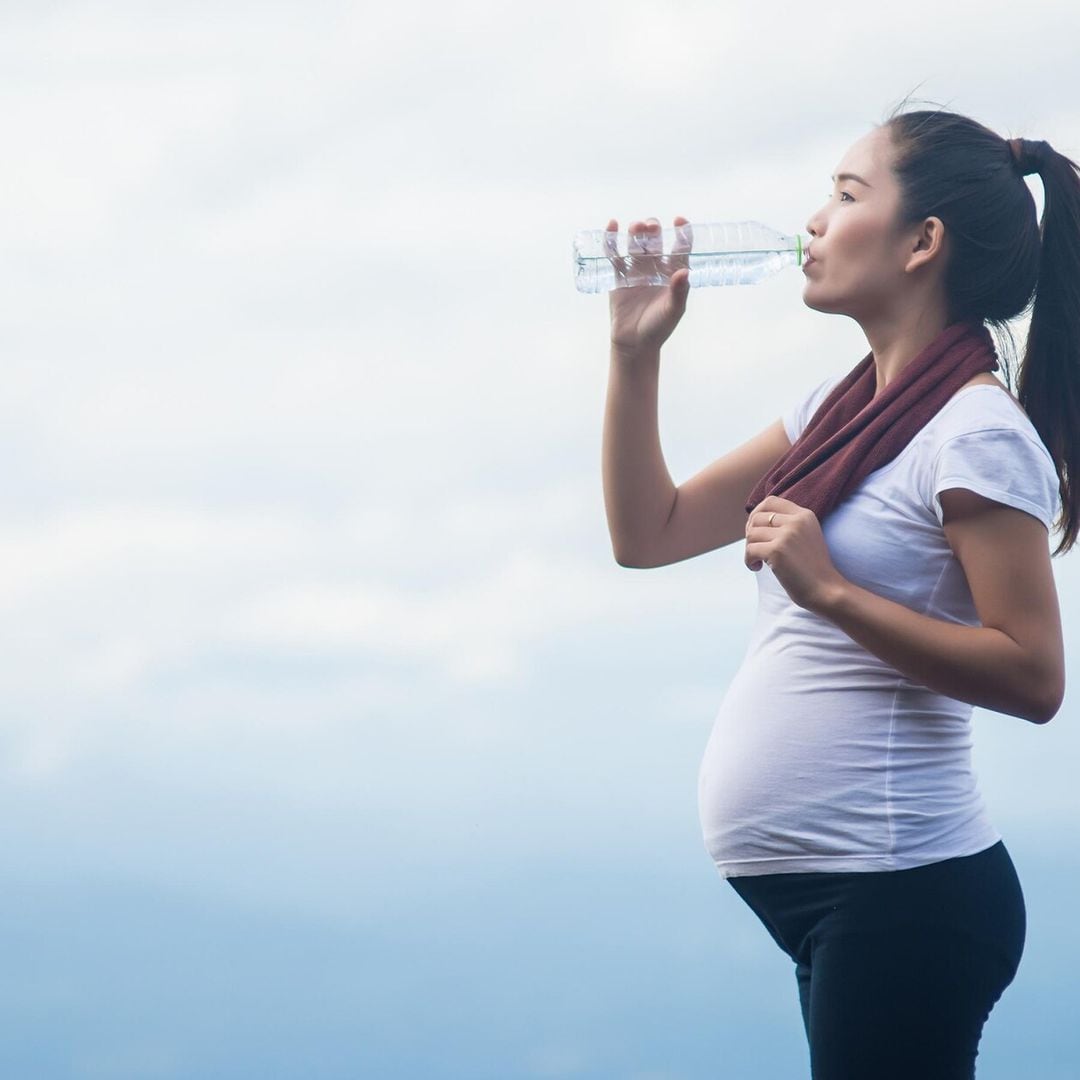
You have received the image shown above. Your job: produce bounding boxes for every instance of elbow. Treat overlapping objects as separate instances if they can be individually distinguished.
[611,537,654,569]
[1032,680,1065,726]
[1034,698,1064,726]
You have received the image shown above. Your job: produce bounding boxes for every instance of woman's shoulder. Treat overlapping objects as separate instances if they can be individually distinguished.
[925,378,1061,529]
[949,372,1027,416]
[955,372,1005,393]
[931,374,1053,467]
[941,373,1032,427]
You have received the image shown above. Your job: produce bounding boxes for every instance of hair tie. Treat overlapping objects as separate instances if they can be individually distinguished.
[1008,137,1050,177]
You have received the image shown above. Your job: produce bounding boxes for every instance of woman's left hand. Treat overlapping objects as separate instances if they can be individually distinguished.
[745,495,847,613]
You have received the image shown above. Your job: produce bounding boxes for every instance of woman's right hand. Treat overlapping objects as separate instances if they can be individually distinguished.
[607,215,693,356]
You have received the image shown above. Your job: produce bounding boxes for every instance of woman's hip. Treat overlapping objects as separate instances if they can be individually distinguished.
[727,840,1026,975]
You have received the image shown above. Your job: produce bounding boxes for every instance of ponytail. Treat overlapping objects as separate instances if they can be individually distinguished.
[1013,138,1080,556]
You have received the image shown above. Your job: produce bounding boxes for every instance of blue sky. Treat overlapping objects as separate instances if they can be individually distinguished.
[1,1,1078,1077]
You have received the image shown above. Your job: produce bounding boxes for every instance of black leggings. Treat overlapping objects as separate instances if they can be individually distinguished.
[727,840,1025,1080]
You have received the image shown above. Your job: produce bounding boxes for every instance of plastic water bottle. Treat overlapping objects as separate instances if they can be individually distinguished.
[573,220,810,293]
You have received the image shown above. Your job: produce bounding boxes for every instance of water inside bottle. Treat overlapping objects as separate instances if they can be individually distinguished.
[575,250,795,292]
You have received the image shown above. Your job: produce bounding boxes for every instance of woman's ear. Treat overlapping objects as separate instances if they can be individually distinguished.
[905,216,947,272]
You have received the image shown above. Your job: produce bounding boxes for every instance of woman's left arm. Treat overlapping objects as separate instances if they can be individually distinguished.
[815,488,1065,725]
[747,493,1065,723]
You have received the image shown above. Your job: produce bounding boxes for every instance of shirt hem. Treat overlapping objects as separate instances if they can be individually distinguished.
[712,833,1002,880]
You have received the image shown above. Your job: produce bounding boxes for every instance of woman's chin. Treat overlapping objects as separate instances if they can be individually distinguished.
[800,292,842,316]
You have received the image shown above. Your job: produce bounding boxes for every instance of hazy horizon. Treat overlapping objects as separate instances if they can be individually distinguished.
[1,2,1077,1076]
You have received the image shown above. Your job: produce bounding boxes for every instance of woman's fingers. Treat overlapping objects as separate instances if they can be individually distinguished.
[609,215,692,287]
[672,215,693,255]
[617,216,690,257]
[628,218,649,255]
[604,218,624,269]
[642,216,662,254]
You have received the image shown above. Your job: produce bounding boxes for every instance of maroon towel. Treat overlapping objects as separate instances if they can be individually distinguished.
[746,319,1000,522]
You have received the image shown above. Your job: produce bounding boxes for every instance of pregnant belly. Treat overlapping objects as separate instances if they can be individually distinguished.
[697,668,893,865]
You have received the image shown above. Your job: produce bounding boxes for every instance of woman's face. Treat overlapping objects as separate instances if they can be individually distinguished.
[802,126,920,321]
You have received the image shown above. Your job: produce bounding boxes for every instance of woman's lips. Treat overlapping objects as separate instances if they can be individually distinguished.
[802,257,816,271]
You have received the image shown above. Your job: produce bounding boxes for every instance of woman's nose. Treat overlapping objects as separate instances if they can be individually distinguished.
[805,198,832,237]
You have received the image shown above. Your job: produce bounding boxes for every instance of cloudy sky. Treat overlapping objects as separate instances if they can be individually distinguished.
[1,2,1079,1077]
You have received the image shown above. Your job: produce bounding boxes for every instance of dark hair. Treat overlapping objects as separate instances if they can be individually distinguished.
[878,95,1079,556]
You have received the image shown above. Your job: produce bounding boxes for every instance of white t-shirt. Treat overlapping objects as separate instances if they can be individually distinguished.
[697,372,1062,879]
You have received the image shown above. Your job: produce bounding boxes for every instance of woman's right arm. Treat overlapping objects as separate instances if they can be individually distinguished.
[602,342,676,566]
[603,346,792,568]
[601,215,792,568]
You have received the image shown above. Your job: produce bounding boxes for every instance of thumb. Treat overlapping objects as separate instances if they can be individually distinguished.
[671,268,691,308]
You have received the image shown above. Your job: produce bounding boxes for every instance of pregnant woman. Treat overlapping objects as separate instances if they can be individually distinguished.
[601,103,1076,1078]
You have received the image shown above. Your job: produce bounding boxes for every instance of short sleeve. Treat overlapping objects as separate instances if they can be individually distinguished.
[782,373,846,444]
[931,427,1061,531]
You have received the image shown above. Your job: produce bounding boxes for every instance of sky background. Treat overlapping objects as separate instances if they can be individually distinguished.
[1,2,1079,1077]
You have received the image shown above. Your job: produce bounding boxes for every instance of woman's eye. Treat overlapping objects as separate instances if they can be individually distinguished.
[838,191,854,203]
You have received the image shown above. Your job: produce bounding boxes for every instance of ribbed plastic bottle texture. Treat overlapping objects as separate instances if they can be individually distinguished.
[573,220,809,293]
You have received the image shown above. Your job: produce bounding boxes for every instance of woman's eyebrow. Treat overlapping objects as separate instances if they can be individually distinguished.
[831,172,872,188]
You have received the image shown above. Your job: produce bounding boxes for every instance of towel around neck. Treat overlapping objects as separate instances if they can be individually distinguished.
[746,319,1000,524]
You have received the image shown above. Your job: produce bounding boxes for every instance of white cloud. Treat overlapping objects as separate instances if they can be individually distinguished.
[0,0,1076,943]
